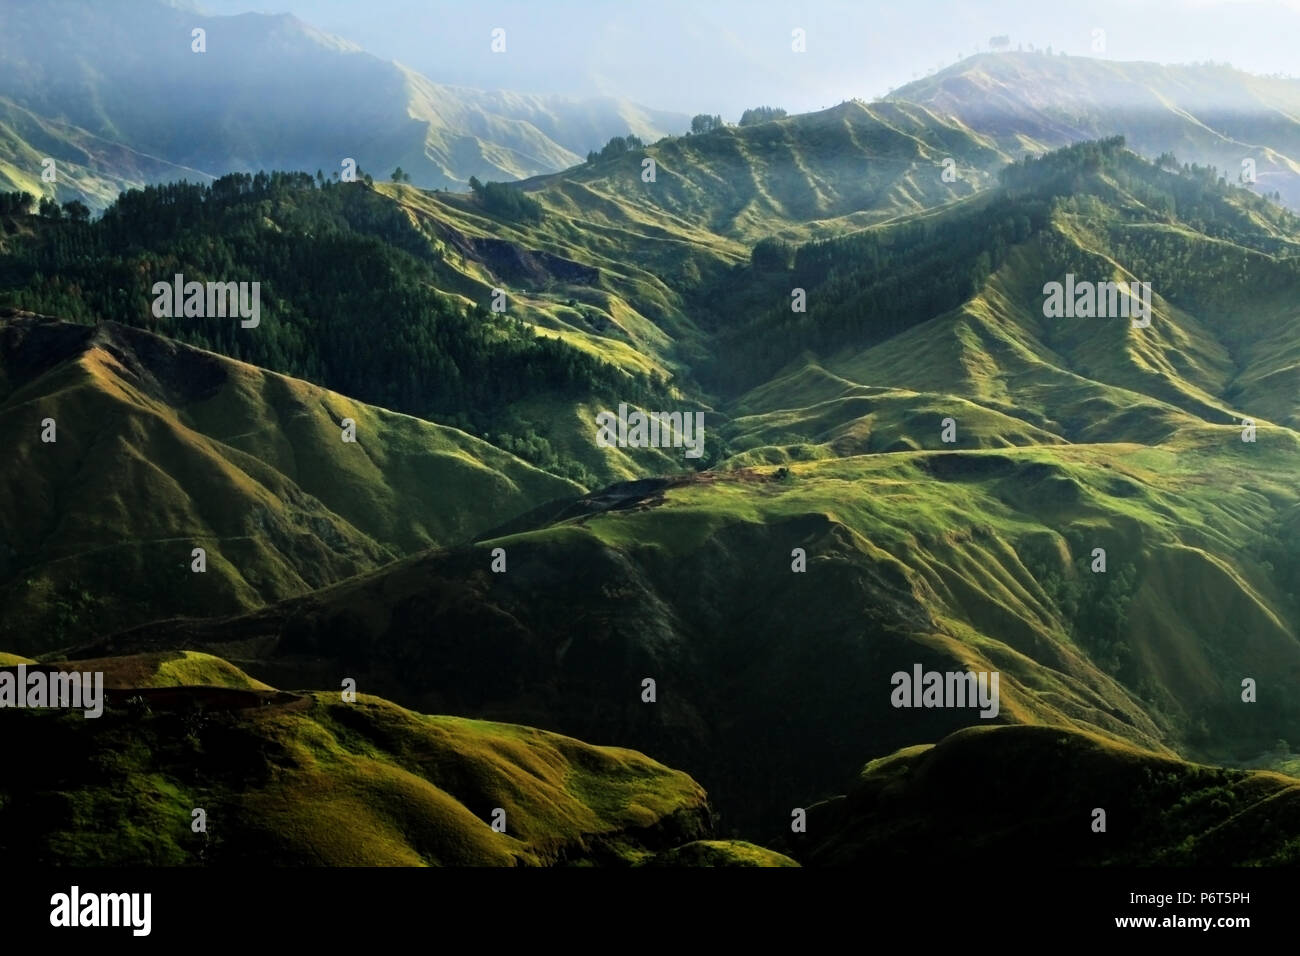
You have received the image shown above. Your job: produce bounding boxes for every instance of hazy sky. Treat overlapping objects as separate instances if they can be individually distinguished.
[198,0,1300,116]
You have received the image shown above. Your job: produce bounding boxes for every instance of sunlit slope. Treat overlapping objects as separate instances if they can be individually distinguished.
[794,724,1300,866]
[98,433,1300,834]
[724,384,1068,463]
[380,139,1300,464]
[0,172,714,489]
[376,181,725,385]
[0,652,730,866]
[645,840,799,867]
[369,102,1008,386]
[43,649,274,691]
[529,100,1006,243]
[0,314,579,652]
[714,141,1300,454]
[738,225,1300,454]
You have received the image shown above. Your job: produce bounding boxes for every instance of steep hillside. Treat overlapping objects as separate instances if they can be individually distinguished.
[525,99,1006,243]
[0,314,579,653]
[3,108,1299,867]
[0,174,703,486]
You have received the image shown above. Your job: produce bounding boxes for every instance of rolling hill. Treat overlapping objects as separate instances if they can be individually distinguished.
[0,173,700,487]
[520,98,1007,243]
[0,650,800,866]
[0,312,579,654]
[83,429,1300,835]
[8,138,1300,843]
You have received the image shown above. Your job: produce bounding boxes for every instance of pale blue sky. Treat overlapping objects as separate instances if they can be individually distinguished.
[198,0,1300,115]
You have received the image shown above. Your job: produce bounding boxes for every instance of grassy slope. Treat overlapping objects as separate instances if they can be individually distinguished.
[535,100,1005,244]
[380,181,722,384]
[369,98,1010,389]
[0,315,579,652]
[93,427,1300,834]
[721,157,1300,458]
[0,651,731,866]
[3,113,1300,862]
[281,144,1300,851]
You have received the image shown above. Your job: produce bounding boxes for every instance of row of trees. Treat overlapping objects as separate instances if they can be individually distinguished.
[739,106,787,126]
[582,106,791,166]
[690,114,724,134]
[0,191,33,216]
[585,133,647,164]
[691,107,789,135]
[0,190,91,222]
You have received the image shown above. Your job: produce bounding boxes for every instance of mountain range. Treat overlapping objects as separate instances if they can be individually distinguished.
[0,0,687,201]
[1,2,1298,867]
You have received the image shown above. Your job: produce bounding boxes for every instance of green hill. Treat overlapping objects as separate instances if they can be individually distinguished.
[90,430,1300,835]
[0,96,213,210]
[704,138,1300,414]
[0,313,579,653]
[525,98,1006,244]
[0,173,694,486]
[0,651,755,866]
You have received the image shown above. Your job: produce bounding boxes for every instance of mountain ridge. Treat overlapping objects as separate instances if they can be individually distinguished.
[0,0,689,205]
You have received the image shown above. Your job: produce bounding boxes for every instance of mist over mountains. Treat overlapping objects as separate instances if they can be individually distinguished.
[890,53,1300,207]
[4,1,1300,211]
[0,0,686,197]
